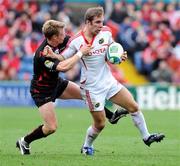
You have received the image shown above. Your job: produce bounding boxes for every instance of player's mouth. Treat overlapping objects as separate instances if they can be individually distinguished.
[96,29,101,33]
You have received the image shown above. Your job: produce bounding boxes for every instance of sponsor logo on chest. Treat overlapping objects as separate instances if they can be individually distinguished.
[89,47,106,56]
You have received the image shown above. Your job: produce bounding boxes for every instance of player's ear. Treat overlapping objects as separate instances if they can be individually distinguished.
[86,20,92,25]
[86,20,89,24]
[85,20,88,24]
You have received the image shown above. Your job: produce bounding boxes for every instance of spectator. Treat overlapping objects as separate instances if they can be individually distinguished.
[172,66,180,84]
[150,60,173,83]
[110,1,128,24]
[0,0,179,84]
[0,49,20,80]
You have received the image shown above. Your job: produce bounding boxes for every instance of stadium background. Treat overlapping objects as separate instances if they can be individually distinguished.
[0,0,180,166]
[0,0,179,109]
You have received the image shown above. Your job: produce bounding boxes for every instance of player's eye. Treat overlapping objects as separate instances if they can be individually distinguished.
[95,20,102,24]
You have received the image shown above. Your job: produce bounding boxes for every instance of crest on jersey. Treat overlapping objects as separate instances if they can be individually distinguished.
[44,60,54,69]
[95,103,100,108]
[99,38,104,44]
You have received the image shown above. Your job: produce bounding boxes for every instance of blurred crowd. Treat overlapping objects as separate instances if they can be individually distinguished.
[0,0,179,84]
[106,0,180,84]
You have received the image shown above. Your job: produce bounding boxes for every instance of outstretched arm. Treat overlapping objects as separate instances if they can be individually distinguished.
[44,44,91,72]
[56,51,82,72]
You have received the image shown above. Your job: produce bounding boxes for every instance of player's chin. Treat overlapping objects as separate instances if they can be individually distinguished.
[95,30,101,34]
[57,39,64,45]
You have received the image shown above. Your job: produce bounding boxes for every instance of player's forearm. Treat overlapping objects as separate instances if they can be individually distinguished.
[51,52,65,61]
[43,45,64,61]
[56,52,82,72]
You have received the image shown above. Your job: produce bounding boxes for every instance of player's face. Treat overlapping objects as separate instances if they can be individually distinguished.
[89,15,104,35]
[54,28,65,45]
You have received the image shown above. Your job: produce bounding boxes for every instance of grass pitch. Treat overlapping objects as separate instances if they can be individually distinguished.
[0,107,179,166]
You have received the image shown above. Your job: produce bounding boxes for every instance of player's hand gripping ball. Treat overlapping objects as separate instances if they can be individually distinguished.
[107,42,124,64]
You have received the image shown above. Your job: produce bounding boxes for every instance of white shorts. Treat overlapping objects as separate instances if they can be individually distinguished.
[80,81,123,111]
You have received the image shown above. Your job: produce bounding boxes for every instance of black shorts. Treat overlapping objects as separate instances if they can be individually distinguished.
[31,79,69,107]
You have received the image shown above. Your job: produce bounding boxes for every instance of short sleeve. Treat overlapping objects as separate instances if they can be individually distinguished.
[61,40,77,59]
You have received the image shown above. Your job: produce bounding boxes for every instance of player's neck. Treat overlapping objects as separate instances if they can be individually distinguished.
[83,27,94,41]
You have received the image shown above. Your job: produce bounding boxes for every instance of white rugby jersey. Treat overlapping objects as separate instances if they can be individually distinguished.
[62,26,116,92]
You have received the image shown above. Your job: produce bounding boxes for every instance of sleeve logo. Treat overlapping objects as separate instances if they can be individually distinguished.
[44,60,54,69]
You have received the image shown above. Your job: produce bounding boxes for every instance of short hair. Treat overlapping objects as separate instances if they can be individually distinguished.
[84,6,104,23]
[42,20,65,39]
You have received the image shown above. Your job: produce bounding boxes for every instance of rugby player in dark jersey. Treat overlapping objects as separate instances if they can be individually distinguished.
[16,20,128,155]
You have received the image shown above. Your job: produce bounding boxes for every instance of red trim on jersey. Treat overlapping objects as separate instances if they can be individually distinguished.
[33,89,40,93]
[81,58,87,70]
[80,79,87,84]
[38,75,42,81]
[85,90,94,111]
[102,44,109,47]
[81,31,88,44]
[36,82,50,87]
[81,30,96,45]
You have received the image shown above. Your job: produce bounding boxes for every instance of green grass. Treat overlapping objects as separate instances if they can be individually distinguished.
[0,107,180,166]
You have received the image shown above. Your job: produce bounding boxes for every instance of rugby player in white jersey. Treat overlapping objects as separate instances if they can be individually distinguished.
[45,7,165,155]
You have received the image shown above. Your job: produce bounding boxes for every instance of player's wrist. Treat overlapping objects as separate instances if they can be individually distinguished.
[76,51,83,58]
[51,52,57,59]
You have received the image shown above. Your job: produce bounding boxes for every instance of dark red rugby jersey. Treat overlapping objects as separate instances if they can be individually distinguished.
[30,36,70,94]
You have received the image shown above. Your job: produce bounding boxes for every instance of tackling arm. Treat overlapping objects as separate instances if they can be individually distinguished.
[43,45,65,61]
[56,52,82,72]
[45,44,91,72]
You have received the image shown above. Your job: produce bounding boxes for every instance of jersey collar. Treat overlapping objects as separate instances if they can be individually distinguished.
[81,30,96,46]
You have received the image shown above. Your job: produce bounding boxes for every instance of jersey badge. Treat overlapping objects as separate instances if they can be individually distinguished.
[99,38,104,44]
[95,103,100,108]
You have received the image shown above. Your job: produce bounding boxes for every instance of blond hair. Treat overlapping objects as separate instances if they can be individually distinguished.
[84,6,104,23]
[42,20,65,39]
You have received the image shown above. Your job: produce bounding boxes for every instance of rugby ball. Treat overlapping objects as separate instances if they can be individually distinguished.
[107,42,124,64]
